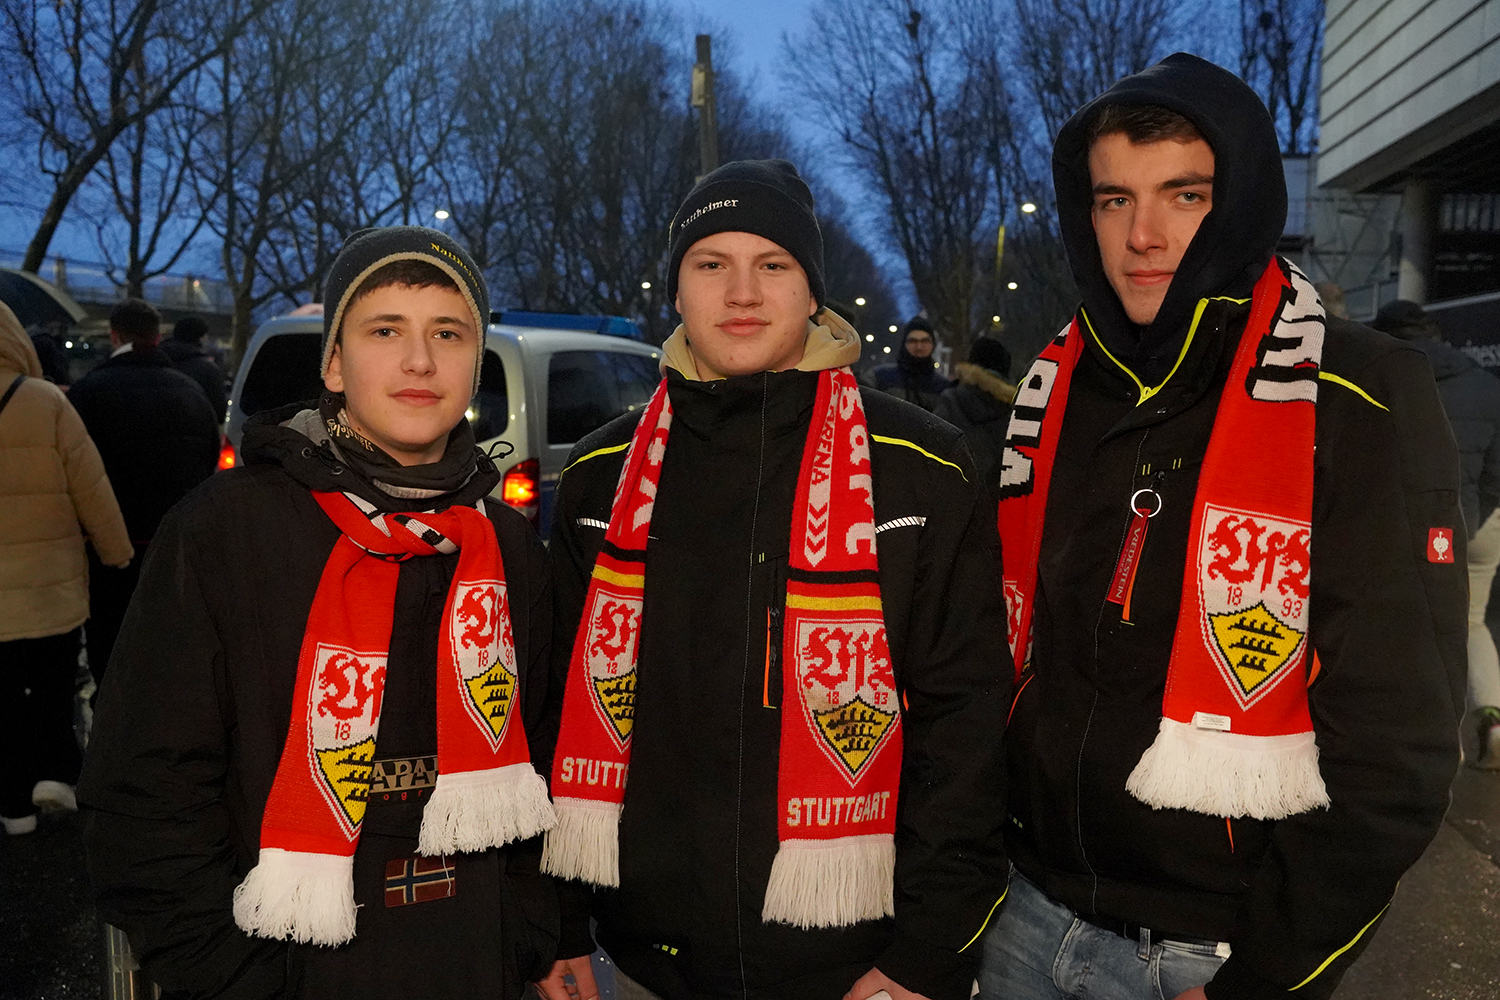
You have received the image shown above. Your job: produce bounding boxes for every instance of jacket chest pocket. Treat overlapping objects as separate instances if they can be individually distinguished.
[761,553,788,710]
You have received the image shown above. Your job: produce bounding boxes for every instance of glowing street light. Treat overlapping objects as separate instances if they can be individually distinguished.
[883,346,892,354]
[888,324,898,333]
[1021,202,1037,214]
[865,334,875,342]
[1008,281,1019,290]
[854,296,866,307]
[641,281,652,290]
[434,209,450,220]
[991,315,1001,324]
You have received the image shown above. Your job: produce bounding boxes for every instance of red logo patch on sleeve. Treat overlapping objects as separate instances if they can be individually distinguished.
[1428,528,1455,563]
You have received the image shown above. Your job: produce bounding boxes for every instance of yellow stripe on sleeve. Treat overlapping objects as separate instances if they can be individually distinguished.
[560,441,631,479]
[958,886,1009,953]
[1318,371,1389,411]
[1290,900,1391,990]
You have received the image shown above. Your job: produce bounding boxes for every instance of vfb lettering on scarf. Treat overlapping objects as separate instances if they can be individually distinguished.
[785,790,893,827]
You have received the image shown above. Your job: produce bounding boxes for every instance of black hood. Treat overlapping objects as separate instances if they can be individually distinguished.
[1052,53,1285,384]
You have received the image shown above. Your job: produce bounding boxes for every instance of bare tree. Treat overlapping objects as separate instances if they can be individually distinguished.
[1239,0,1323,154]
[0,0,270,273]
[789,0,1019,358]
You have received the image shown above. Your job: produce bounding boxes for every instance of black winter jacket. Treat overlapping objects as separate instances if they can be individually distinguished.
[77,404,557,1000]
[547,368,1012,1000]
[932,364,1015,494]
[1403,336,1500,535]
[1009,52,1469,1000]
[161,335,229,422]
[68,346,220,542]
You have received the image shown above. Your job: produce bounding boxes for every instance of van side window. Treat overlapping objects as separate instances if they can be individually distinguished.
[469,350,509,442]
[239,333,324,417]
[547,351,660,445]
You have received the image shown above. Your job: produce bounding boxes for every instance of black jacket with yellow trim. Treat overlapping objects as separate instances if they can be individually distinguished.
[1004,297,1467,1000]
[541,367,1012,1000]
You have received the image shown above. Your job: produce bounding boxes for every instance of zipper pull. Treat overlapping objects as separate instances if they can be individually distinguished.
[1108,475,1163,622]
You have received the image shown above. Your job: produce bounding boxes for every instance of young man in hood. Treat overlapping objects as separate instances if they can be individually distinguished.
[78,227,559,999]
[867,317,951,412]
[986,55,1466,1000]
[535,159,1011,1000]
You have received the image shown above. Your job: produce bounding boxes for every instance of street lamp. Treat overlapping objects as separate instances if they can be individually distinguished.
[888,324,898,333]
[854,296,866,307]
[1021,202,1037,214]
[434,209,451,220]
[883,346,892,354]
[641,281,652,290]
[865,334,874,342]
[991,315,1000,324]
[1008,281,1019,290]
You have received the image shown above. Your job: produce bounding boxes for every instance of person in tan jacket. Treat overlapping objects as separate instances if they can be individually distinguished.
[0,301,132,835]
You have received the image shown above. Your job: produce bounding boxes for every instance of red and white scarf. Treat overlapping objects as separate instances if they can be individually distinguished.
[233,491,555,945]
[542,368,903,928]
[998,258,1330,820]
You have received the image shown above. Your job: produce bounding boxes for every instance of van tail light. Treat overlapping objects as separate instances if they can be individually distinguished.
[501,458,539,524]
[218,436,237,470]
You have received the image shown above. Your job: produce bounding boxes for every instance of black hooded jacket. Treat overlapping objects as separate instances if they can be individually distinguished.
[1401,336,1500,535]
[547,367,1012,1000]
[78,403,558,1000]
[1004,54,1467,1000]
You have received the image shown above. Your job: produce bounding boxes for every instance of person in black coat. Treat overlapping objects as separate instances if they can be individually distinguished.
[985,55,1465,1000]
[78,229,559,999]
[866,317,952,411]
[67,298,220,684]
[933,337,1015,494]
[1372,299,1500,766]
[538,161,1010,1000]
[160,315,228,422]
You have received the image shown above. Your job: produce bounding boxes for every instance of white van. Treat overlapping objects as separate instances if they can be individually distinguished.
[224,311,661,539]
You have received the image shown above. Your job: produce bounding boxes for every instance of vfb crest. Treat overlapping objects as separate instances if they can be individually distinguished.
[795,618,900,785]
[451,580,517,749]
[309,643,387,837]
[1196,505,1311,708]
[584,586,640,749]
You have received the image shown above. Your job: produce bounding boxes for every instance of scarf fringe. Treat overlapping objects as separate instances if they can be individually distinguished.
[232,848,357,945]
[761,834,895,929]
[418,763,557,855]
[540,798,621,886]
[1126,717,1331,820]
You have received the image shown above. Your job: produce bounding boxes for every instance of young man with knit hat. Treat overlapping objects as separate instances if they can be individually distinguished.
[79,227,559,999]
[534,160,1011,1000]
[985,55,1466,1000]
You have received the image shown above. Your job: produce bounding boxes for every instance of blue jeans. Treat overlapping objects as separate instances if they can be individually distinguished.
[979,872,1228,1000]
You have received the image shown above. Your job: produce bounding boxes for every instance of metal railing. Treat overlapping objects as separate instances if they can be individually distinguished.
[0,249,235,315]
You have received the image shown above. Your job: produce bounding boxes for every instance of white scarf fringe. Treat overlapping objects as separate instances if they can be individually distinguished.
[418,762,557,855]
[1126,717,1331,820]
[761,834,895,929]
[540,798,621,886]
[232,848,357,946]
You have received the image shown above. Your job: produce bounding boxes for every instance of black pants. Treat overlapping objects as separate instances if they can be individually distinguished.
[87,549,143,686]
[0,628,83,818]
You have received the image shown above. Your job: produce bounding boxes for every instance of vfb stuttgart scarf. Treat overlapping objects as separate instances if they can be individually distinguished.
[233,492,555,945]
[998,258,1330,820]
[542,368,902,929]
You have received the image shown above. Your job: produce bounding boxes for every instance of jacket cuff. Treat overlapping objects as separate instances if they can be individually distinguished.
[554,879,595,961]
[1205,956,1314,1000]
[877,930,977,1000]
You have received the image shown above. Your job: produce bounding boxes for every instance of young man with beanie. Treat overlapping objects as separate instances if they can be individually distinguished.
[536,159,1011,1000]
[79,227,559,999]
[986,55,1466,1000]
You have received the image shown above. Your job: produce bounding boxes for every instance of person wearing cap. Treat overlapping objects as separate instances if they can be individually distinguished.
[986,56,1464,1000]
[79,227,560,999]
[535,160,1010,1000]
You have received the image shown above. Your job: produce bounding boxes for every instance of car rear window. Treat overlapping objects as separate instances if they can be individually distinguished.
[469,350,508,441]
[237,332,324,417]
[547,350,659,445]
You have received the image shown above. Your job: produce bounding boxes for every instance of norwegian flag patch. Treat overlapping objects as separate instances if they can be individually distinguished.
[384,855,456,907]
[1428,528,1455,564]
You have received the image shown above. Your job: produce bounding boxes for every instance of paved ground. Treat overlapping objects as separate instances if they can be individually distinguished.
[3,753,1497,999]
